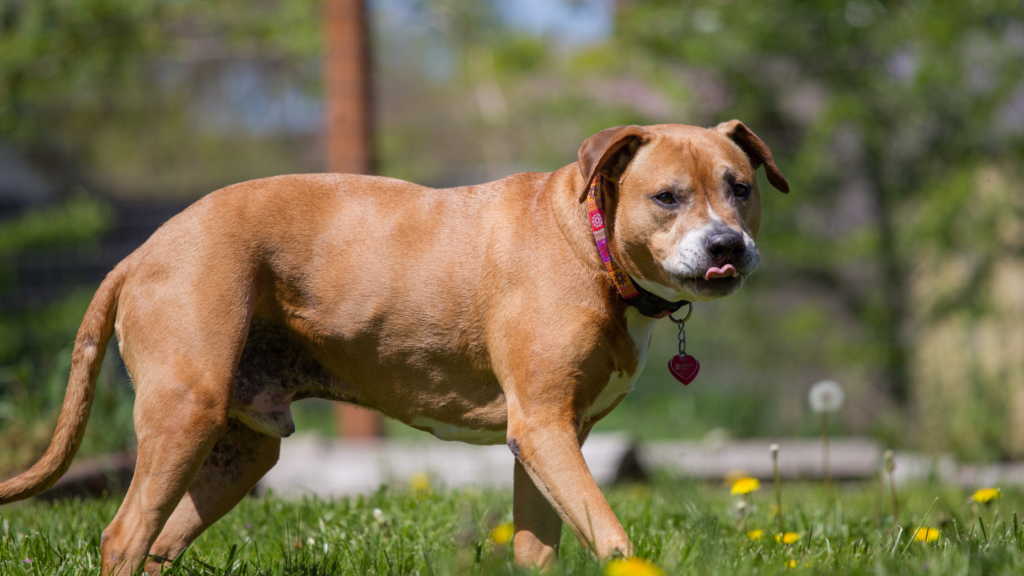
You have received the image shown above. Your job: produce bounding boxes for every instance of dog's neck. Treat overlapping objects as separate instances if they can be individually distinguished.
[549,164,611,276]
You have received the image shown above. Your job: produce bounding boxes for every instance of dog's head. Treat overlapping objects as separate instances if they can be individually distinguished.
[578,121,789,302]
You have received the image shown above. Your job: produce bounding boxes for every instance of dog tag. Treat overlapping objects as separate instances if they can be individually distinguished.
[668,354,700,385]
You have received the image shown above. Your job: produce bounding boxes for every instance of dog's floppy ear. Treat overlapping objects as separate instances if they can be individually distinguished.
[577,125,650,203]
[714,120,790,193]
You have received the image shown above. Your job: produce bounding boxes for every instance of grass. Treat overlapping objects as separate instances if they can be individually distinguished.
[3,479,1024,575]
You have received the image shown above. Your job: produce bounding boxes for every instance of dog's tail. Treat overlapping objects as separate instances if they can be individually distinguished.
[0,267,124,504]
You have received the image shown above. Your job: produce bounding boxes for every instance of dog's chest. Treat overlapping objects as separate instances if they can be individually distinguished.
[587,308,657,417]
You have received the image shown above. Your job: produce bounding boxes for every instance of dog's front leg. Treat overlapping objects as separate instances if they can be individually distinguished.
[507,407,631,566]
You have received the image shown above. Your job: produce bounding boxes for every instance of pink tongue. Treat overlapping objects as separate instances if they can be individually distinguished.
[704,264,737,280]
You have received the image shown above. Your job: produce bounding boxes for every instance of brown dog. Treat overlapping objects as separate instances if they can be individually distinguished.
[0,121,787,574]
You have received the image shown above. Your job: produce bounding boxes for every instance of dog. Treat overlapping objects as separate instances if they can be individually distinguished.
[0,120,788,574]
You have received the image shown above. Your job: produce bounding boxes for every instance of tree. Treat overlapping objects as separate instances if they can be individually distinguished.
[615,0,1024,408]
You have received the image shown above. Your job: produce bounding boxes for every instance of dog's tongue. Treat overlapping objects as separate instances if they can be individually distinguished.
[704,264,737,280]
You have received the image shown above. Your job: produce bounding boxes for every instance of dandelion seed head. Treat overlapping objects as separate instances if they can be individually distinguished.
[809,380,844,413]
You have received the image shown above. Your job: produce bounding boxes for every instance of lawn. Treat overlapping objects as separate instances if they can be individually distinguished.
[2,478,1023,575]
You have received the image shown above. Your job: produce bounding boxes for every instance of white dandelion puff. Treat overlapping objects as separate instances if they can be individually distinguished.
[808,380,844,413]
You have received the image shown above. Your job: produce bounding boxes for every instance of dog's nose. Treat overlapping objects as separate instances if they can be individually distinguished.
[705,229,745,263]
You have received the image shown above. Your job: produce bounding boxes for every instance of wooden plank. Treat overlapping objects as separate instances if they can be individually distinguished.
[641,438,883,481]
[258,433,638,497]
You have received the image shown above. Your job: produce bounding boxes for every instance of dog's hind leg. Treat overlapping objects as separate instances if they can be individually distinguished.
[144,419,280,573]
[99,369,235,576]
[513,459,563,568]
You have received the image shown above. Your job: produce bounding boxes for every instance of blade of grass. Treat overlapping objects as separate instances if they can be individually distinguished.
[889,527,904,556]
[900,497,938,558]
[1015,512,1021,550]
[222,543,239,576]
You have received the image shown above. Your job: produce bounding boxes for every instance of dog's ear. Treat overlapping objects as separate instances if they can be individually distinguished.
[714,120,790,193]
[577,125,650,203]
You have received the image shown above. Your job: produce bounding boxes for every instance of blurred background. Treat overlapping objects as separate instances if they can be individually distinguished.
[1,0,1023,480]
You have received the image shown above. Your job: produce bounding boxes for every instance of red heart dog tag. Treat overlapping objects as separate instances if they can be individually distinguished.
[669,354,700,385]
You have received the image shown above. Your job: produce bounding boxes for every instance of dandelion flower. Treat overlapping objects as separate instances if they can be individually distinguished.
[971,488,1000,504]
[808,380,844,413]
[913,527,940,542]
[604,558,665,576]
[731,477,761,495]
[409,472,431,495]
[776,532,801,544]
[490,522,514,545]
[747,529,764,540]
[785,559,797,568]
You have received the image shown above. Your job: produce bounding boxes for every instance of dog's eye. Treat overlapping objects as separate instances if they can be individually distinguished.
[731,182,751,199]
[654,191,677,206]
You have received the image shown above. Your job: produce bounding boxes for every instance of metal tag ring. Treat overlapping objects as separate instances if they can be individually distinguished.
[670,302,693,325]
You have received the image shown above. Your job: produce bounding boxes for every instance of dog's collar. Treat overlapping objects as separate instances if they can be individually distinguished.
[586,175,689,319]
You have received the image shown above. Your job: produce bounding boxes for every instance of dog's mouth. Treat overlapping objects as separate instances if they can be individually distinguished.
[687,274,742,296]
[674,266,746,299]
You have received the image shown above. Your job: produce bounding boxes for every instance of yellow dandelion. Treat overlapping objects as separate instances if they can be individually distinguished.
[731,477,761,495]
[971,487,1000,504]
[913,527,941,542]
[409,472,431,495]
[776,532,801,544]
[490,522,514,545]
[604,558,665,576]
[785,559,797,569]
[747,529,764,541]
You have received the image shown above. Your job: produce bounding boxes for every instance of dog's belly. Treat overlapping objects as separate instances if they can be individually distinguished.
[229,320,343,438]
[229,319,509,442]
[407,415,507,445]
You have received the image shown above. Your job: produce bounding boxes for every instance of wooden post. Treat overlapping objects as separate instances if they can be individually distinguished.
[324,0,372,176]
[324,0,381,438]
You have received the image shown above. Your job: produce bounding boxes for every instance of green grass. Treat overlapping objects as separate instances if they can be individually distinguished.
[3,479,1024,575]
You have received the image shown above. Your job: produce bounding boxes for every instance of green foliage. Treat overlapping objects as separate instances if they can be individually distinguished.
[0,196,111,256]
[0,0,322,142]
[2,482,1024,574]
[0,0,324,198]
[0,0,164,140]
